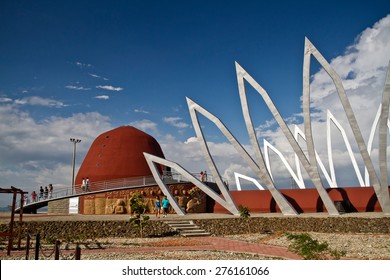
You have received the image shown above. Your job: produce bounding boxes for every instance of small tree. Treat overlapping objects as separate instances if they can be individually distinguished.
[238,205,251,233]
[238,205,250,219]
[129,193,150,238]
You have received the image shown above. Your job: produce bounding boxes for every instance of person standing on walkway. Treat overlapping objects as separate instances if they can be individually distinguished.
[39,186,44,201]
[86,177,90,192]
[31,191,37,202]
[161,196,169,218]
[44,186,49,199]
[24,193,29,205]
[155,196,161,218]
[81,178,86,192]
[48,184,53,199]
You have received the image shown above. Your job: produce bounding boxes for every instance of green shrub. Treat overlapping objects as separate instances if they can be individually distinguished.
[286,233,345,260]
[238,205,250,219]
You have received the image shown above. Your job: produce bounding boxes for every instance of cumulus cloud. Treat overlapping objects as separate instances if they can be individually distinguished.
[96,85,124,91]
[0,97,12,103]
[185,136,198,144]
[14,96,66,108]
[163,117,189,128]
[129,119,158,133]
[0,104,112,204]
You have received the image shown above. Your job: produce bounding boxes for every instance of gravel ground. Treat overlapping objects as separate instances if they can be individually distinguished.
[225,232,390,260]
[1,232,389,260]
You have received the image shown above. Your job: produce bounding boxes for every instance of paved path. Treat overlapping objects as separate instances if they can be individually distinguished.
[0,235,301,260]
[68,236,301,259]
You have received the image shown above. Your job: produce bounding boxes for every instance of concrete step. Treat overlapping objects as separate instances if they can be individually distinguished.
[181,232,211,237]
[171,224,199,229]
[164,220,210,237]
[178,229,206,233]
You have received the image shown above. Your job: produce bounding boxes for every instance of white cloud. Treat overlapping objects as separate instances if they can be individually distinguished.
[159,134,253,187]
[0,104,112,205]
[76,61,92,68]
[89,73,109,80]
[96,85,124,91]
[0,97,12,103]
[89,73,100,78]
[134,109,150,114]
[163,117,189,128]
[65,85,91,90]
[185,136,198,144]
[14,96,66,108]
[129,119,158,133]
[94,95,110,100]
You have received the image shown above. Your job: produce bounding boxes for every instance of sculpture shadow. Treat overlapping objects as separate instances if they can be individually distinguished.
[366,193,379,212]
[270,195,303,214]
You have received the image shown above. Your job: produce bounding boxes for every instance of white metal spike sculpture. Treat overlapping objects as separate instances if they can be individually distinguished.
[378,64,390,209]
[365,105,390,186]
[145,37,390,215]
[234,172,265,191]
[144,152,239,215]
[293,125,337,188]
[236,59,339,215]
[326,110,365,186]
[186,97,297,215]
[263,139,305,189]
[303,38,390,214]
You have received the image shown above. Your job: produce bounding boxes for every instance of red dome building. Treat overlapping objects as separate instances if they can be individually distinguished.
[75,126,165,185]
[73,126,169,214]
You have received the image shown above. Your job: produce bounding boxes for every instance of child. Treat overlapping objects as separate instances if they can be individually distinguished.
[155,196,161,218]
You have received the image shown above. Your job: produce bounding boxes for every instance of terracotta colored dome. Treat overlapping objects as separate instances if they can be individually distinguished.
[75,126,165,185]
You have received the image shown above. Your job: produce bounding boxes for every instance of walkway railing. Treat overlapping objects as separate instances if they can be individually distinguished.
[25,232,81,260]
[19,172,220,209]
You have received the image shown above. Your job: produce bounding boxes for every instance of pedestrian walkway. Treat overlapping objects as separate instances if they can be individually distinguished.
[64,236,301,259]
[79,236,300,259]
[0,235,301,260]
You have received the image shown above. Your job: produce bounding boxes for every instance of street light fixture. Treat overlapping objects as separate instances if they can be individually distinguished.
[70,138,81,194]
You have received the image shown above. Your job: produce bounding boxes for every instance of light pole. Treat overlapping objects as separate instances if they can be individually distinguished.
[70,138,81,194]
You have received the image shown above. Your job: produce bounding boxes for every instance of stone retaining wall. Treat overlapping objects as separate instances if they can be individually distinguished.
[193,217,390,235]
[1,216,388,240]
[48,199,69,214]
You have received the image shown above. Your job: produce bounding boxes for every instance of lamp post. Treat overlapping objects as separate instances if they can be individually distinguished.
[70,138,81,194]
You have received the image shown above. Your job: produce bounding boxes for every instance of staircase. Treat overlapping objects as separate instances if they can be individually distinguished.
[164,220,210,237]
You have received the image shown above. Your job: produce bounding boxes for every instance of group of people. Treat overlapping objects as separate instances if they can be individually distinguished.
[31,184,54,202]
[81,177,91,192]
[154,195,169,218]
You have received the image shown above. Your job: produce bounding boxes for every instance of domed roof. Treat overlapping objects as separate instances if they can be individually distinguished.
[75,126,165,184]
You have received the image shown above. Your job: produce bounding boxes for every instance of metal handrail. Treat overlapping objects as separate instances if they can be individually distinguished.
[18,172,220,209]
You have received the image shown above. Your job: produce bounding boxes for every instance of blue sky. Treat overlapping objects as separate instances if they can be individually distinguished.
[0,0,389,207]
